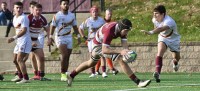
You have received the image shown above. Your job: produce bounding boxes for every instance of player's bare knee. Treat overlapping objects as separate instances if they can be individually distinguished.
[13,60,18,65]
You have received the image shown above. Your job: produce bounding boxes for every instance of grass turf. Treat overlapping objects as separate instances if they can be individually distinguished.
[0,73,200,91]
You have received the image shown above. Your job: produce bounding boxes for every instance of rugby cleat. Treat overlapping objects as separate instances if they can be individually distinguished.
[11,76,22,82]
[30,75,40,80]
[153,72,160,83]
[95,71,101,75]
[61,73,67,81]
[102,72,108,78]
[16,79,29,84]
[66,72,73,87]
[89,74,96,78]
[112,70,119,75]
[137,80,151,87]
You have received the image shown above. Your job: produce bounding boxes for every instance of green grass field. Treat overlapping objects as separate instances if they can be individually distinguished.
[1,73,200,91]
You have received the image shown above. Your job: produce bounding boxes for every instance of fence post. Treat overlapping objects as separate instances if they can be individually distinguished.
[100,0,105,11]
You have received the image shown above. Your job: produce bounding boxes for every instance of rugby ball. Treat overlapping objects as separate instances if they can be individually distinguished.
[122,50,137,63]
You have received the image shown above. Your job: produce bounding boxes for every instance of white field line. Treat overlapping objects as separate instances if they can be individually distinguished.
[111,84,200,91]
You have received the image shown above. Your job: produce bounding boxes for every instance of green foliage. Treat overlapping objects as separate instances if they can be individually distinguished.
[105,0,200,43]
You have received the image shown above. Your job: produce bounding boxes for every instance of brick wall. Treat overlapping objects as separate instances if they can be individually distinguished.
[44,42,200,73]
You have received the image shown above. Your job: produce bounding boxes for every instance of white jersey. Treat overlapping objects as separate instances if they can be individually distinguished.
[79,16,105,39]
[51,11,77,37]
[13,13,31,45]
[152,15,180,42]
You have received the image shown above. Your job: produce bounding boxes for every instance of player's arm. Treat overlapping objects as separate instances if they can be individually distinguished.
[79,20,88,40]
[101,35,128,55]
[73,25,81,38]
[42,16,50,38]
[78,27,87,40]
[16,27,27,37]
[43,26,50,38]
[49,15,57,37]
[102,44,129,55]
[72,25,81,45]
[141,25,170,35]
[47,25,55,46]
[8,27,28,43]
[49,25,55,37]
[102,44,121,54]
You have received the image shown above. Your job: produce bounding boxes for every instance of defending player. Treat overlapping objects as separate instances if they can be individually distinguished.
[78,6,107,78]
[8,1,32,84]
[47,0,81,81]
[141,5,181,83]
[28,3,50,81]
[66,19,151,87]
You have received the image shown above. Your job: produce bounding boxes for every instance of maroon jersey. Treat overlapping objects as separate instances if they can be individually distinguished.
[28,14,47,39]
[93,22,127,46]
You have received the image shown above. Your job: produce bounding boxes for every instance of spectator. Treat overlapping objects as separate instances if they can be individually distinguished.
[0,2,14,37]
[5,11,14,37]
[0,2,13,26]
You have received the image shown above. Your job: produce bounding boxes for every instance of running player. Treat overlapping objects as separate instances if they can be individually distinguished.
[47,0,81,81]
[66,19,151,87]
[141,5,181,83]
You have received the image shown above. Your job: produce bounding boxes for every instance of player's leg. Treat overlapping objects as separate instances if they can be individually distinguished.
[117,55,151,87]
[106,58,118,75]
[15,41,32,84]
[171,52,180,71]
[12,45,23,82]
[66,45,101,86]
[11,54,23,82]
[100,57,108,78]
[168,41,181,72]
[87,40,97,77]
[58,44,72,81]
[30,53,39,80]
[33,49,45,78]
[23,54,29,62]
[16,52,30,84]
[33,48,51,81]
[153,41,167,83]
[95,60,101,75]
[67,59,98,86]
[89,67,96,78]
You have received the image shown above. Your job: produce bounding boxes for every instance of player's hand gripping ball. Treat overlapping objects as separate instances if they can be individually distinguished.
[122,50,137,63]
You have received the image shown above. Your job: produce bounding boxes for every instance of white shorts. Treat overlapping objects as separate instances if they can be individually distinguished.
[13,41,32,54]
[159,39,180,52]
[55,35,73,49]
[91,43,120,62]
[87,40,93,52]
[38,35,45,48]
